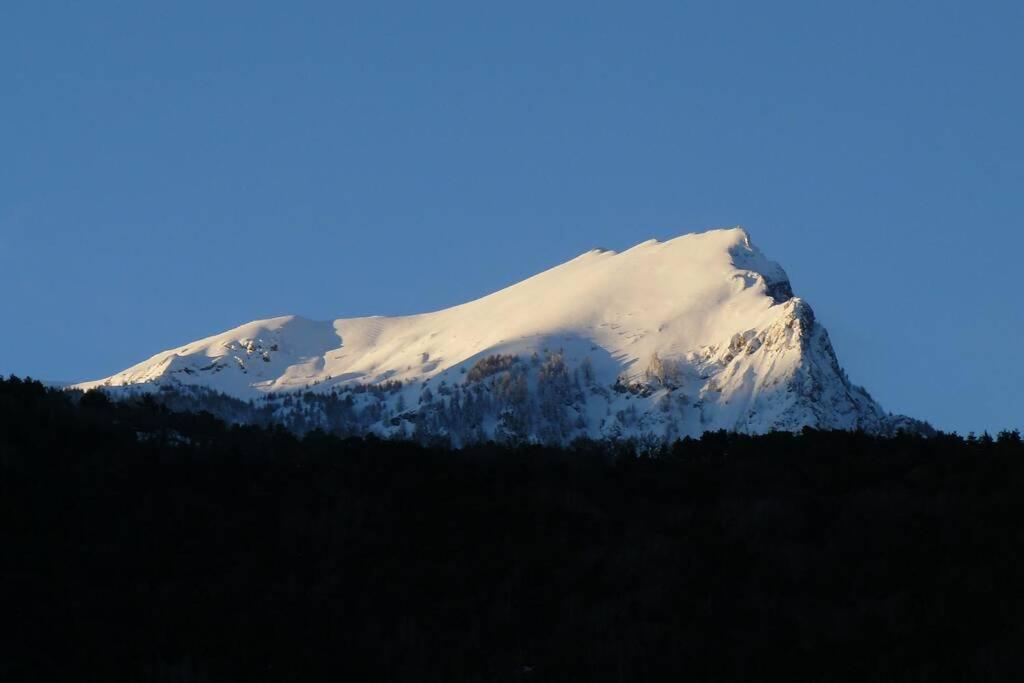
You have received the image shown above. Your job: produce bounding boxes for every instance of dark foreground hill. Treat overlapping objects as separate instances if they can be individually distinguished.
[3,376,1024,682]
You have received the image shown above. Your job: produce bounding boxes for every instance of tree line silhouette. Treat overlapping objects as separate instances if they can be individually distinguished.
[3,375,1023,682]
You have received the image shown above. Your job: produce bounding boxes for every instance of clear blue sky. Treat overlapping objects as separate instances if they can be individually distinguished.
[2,1,1021,434]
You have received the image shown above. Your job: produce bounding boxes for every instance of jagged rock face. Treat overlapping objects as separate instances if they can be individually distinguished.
[76,228,919,443]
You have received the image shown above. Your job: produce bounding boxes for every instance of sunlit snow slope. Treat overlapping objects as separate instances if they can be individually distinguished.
[78,228,907,442]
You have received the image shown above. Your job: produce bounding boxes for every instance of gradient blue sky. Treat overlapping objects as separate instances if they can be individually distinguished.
[2,1,1021,434]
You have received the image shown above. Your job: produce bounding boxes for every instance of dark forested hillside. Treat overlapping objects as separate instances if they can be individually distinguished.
[3,376,1024,682]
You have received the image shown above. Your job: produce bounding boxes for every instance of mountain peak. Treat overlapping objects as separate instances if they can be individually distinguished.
[76,227,905,443]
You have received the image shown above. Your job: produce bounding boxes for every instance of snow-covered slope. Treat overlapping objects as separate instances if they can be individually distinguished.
[77,228,912,443]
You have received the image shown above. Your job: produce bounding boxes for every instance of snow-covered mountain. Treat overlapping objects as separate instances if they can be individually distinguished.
[77,228,922,443]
